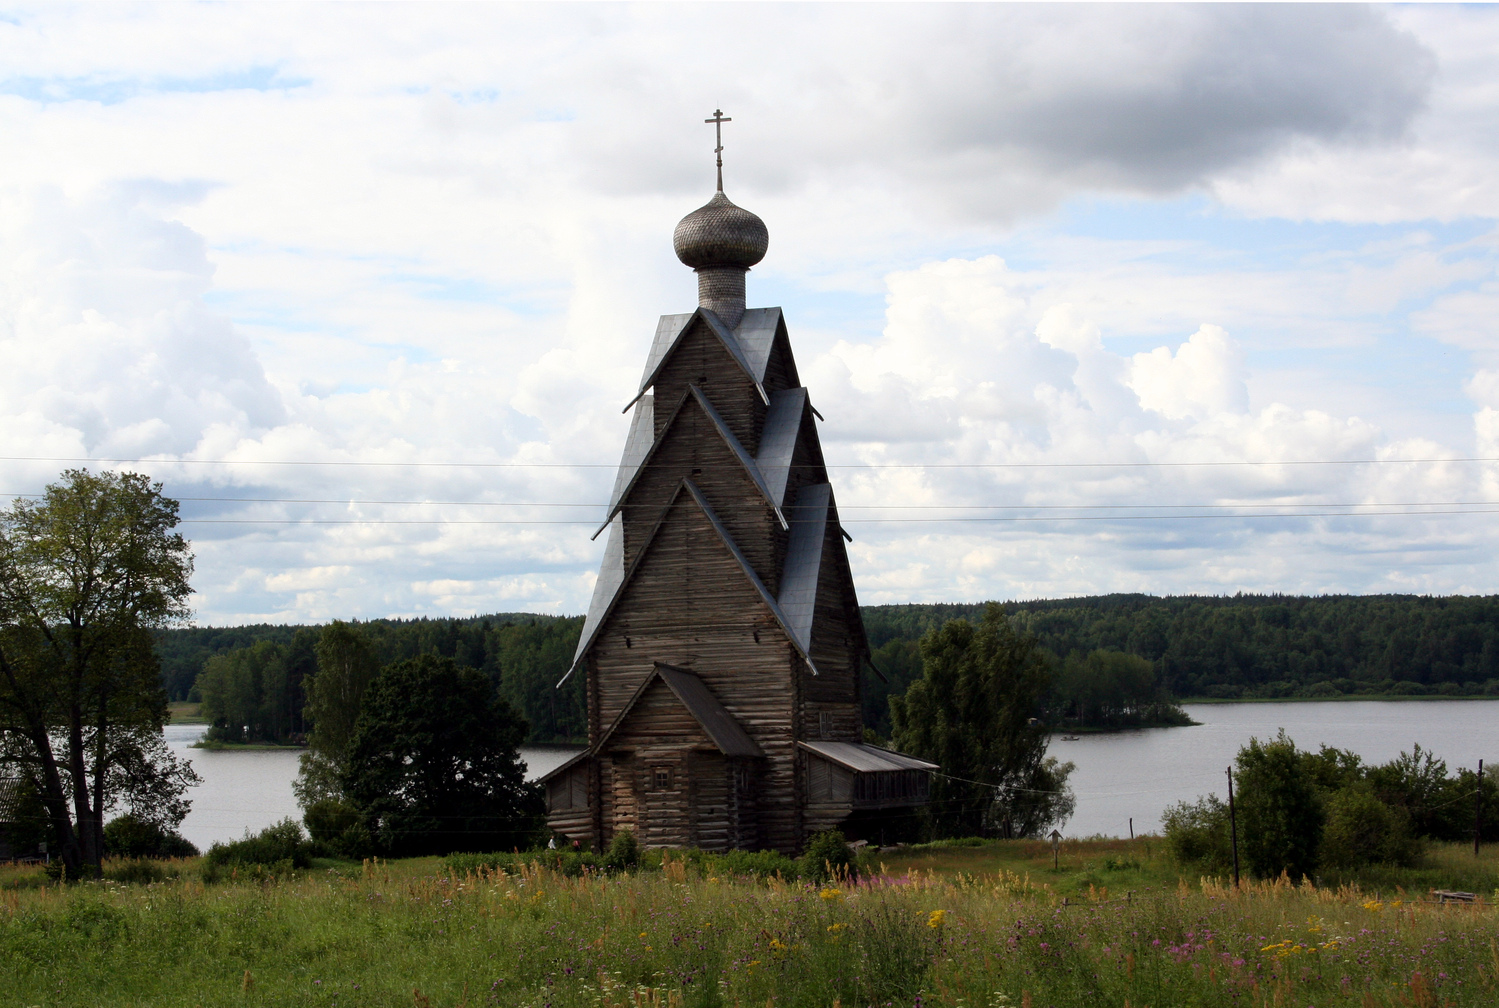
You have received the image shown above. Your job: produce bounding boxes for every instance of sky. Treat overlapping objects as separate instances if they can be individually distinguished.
[4,2,1499,625]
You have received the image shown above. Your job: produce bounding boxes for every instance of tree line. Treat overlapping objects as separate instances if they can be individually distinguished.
[162,592,1499,745]
[178,614,586,745]
[861,595,1499,732]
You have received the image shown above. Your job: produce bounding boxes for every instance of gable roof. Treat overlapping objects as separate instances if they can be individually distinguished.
[580,663,764,764]
[732,308,789,387]
[558,478,818,687]
[536,747,590,783]
[624,307,787,412]
[654,664,764,756]
[594,385,786,538]
[539,679,764,781]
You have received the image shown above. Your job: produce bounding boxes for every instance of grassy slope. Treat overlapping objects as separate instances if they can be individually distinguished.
[167,700,208,724]
[2,841,1496,1007]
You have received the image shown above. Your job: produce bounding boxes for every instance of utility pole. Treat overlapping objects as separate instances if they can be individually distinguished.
[1226,767,1241,889]
[1129,817,1134,841]
[1477,758,1485,857]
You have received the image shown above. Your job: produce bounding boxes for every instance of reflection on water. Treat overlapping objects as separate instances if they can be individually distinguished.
[164,700,1497,847]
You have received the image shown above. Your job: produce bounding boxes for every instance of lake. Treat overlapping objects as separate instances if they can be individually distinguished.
[164,700,1497,849]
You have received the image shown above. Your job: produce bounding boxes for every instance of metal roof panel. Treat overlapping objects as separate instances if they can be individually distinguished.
[607,395,655,514]
[799,741,939,773]
[777,482,830,653]
[756,387,806,506]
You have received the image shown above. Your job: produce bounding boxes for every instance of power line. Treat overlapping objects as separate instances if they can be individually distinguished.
[13,493,1499,511]
[6,454,1499,470]
[174,508,1499,525]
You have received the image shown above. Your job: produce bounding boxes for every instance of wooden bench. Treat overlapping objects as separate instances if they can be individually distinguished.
[1430,890,1477,903]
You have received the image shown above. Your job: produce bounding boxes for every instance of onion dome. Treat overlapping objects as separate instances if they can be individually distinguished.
[673,191,769,270]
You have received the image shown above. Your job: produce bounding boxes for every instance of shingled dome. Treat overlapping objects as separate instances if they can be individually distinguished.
[673,191,769,269]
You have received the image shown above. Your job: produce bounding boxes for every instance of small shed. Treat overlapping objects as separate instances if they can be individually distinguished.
[799,742,938,840]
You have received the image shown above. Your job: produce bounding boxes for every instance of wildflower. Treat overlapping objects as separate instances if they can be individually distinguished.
[819,887,843,902]
[927,909,947,929]
[827,922,847,933]
[1362,900,1384,912]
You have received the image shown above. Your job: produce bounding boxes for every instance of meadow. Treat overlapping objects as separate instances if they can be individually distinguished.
[1,839,1496,1008]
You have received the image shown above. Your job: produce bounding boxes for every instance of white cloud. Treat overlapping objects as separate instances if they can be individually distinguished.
[1129,325,1248,421]
[0,4,1496,620]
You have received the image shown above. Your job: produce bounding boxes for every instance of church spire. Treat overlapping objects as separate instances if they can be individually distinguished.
[672,110,768,329]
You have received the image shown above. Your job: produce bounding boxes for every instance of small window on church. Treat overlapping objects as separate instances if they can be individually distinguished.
[818,711,833,739]
[653,766,673,790]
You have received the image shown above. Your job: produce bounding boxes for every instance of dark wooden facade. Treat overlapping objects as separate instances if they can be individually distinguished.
[544,205,933,855]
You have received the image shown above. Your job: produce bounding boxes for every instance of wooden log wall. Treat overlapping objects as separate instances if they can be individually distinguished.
[591,503,803,851]
[620,399,787,586]
[651,324,768,448]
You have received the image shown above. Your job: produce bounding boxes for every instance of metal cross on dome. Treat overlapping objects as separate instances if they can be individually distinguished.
[705,109,731,192]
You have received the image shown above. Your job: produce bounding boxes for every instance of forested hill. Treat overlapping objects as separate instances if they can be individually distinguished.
[157,614,587,742]
[862,594,1499,705]
[157,594,1499,743]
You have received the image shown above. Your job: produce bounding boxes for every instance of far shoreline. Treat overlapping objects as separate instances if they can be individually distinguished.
[1177,694,1499,704]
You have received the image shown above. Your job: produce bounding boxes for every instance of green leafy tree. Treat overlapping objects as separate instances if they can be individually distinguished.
[602,828,639,871]
[1364,744,1465,841]
[341,655,541,856]
[102,812,198,859]
[195,639,301,743]
[294,620,379,806]
[1234,730,1324,880]
[1162,794,1233,871]
[1320,784,1421,869]
[889,604,1061,838]
[799,828,857,883]
[0,470,198,877]
[1048,649,1192,728]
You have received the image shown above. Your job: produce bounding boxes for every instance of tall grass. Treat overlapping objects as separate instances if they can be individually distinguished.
[0,846,1495,1007]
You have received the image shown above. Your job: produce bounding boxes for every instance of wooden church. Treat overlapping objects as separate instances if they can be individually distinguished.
[542,122,934,854]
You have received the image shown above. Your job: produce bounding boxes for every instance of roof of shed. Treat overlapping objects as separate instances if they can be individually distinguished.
[799,741,939,774]
[0,777,24,820]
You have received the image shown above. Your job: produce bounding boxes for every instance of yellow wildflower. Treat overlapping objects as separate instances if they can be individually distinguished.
[927,909,947,929]
[819,887,843,902]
